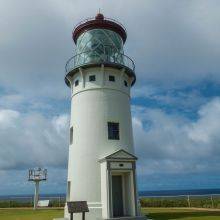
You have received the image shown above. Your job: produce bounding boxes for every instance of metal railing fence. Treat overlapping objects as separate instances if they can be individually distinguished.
[140,194,220,209]
[65,52,135,74]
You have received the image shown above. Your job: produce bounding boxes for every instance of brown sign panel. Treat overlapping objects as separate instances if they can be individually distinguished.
[67,201,89,213]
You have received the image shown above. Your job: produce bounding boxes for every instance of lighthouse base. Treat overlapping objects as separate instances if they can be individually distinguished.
[105,216,147,220]
[54,216,147,220]
[53,218,68,220]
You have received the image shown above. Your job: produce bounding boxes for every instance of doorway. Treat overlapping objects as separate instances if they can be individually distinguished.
[112,175,124,217]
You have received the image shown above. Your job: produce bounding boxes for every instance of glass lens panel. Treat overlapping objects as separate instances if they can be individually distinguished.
[75,29,124,67]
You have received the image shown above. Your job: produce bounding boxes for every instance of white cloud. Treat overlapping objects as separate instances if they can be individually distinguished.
[132,85,159,98]
[133,98,220,175]
[52,115,69,136]
[0,109,69,170]
[0,95,24,108]
[0,0,220,99]
[3,97,219,177]
[132,84,208,112]
[0,109,20,128]
[188,99,220,147]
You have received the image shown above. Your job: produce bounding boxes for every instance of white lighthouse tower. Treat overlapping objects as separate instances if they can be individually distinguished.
[64,13,145,220]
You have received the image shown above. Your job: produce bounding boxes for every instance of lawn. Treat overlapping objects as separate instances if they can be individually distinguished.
[0,208,63,220]
[0,208,220,220]
[143,207,220,220]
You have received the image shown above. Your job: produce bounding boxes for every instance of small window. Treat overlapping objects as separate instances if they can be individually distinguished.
[74,80,79,87]
[124,80,128,87]
[70,127,73,144]
[109,75,115,82]
[108,122,119,140]
[89,75,96,82]
[67,181,71,201]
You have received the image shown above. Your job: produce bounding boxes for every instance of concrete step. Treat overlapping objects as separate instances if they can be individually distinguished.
[105,216,147,220]
[53,218,68,220]
[54,216,148,220]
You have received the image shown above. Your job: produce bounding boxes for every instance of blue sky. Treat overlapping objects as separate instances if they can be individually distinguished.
[0,0,220,195]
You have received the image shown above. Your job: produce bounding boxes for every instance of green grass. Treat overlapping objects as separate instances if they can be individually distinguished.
[143,208,220,220]
[0,209,63,220]
[0,208,220,220]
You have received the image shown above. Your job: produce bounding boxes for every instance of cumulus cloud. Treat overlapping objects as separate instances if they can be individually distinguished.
[3,98,220,177]
[133,98,220,175]
[0,95,24,109]
[0,109,69,170]
[0,0,220,100]
[0,109,20,128]
[132,84,208,111]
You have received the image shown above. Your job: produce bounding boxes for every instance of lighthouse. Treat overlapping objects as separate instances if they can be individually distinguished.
[64,13,144,220]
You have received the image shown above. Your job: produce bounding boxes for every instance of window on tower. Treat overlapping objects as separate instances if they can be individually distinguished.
[108,122,119,140]
[124,80,128,87]
[70,126,73,144]
[75,80,79,87]
[89,75,96,82]
[67,181,71,201]
[109,75,115,82]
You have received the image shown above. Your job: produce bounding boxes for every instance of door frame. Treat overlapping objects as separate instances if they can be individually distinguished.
[99,150,138,219]
[109,169,136,218]
[111,174,124,217]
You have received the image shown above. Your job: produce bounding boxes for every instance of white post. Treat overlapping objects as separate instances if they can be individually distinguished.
[211,195,214,208]
[34,181,40,210]
[187,195,191,208]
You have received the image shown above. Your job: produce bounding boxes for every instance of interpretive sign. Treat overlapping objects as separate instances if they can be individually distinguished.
[67,201,89,220]
[38,200,49,207]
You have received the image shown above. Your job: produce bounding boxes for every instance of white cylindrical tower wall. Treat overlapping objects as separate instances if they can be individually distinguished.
[65,66,134,219]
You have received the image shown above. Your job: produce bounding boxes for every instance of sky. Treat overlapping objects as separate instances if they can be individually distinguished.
[0,0,220,195]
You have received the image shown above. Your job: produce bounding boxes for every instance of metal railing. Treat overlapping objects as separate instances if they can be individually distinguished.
[65,52,135,74]
[140,194,220,208]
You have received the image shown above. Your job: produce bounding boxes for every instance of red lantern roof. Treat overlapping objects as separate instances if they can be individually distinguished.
[72,13,127,44]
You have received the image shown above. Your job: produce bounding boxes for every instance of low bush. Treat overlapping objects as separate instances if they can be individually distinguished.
[0,199,65,208]
[0,201,32,208]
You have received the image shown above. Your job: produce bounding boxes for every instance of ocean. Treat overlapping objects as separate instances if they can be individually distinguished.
[1,188,220,200]
[139,188,220,197]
